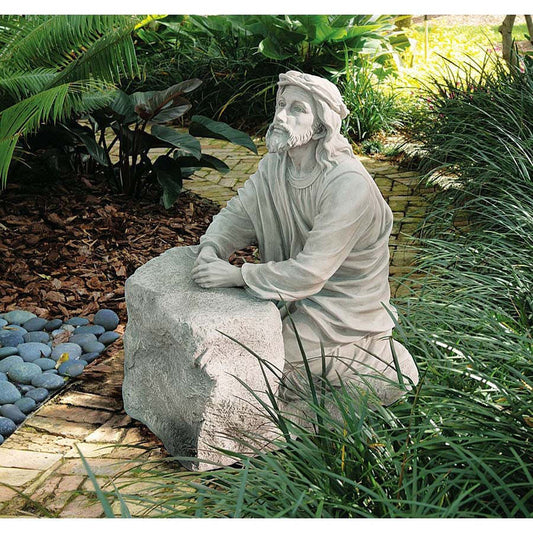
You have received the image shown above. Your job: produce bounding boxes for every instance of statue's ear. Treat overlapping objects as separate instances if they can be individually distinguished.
[312,124,326,140]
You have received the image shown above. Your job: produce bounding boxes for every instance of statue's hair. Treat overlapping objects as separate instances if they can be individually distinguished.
[277,85,355,173]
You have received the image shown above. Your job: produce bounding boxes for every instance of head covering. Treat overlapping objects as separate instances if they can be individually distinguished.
[277,70,349,120]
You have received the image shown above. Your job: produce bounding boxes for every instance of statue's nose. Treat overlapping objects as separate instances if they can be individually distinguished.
[275,108,287,124]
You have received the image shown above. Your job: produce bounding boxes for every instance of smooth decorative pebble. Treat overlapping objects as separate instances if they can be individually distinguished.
[2,325,27,334]
[0,381,22,404]
[0,319,7,328]
[0,372,7,381]
[81,340,105,354]
[58,359,87,377]
[0,417,17,437]
[69,333,97,346]
[0,356,24,373]
[25,388,48,403]
[3,310,36,325]
[22,317,48,332]
[0,434,3,444]
[74,325,105,336]
[80,352,100,363]
[98,331,120,346]
[51,343,82,361]
[61,325,75,333]
[17,342,52,362]
[31,373,65,390]
[94,309,120,331]
[15,396,37,413]
[34,358,56,371]
[0,404,26,424]
[44,369,58,374]
[23,331,50,344]
[7,361,42,384]
[18,384,35,394]
[66,317,89,326]
[45,319,62,331]
[0,346,18,358]
[0,332,25,348]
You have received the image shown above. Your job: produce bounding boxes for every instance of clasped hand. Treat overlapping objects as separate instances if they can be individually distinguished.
[192,246,245,288]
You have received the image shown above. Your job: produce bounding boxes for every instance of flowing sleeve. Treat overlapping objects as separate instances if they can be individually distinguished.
[198,178,258,261]
[241,172,373,301]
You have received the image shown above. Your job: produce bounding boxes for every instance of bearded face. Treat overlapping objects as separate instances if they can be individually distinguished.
[266,85,324,154]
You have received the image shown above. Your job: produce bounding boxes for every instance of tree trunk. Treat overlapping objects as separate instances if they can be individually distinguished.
[525,15,533,44]
[499,15,517,68]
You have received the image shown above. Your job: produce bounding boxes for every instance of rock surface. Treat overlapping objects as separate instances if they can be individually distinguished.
[123,245,284,471]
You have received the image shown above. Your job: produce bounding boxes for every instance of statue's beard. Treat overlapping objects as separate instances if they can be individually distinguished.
[265,123,316,153]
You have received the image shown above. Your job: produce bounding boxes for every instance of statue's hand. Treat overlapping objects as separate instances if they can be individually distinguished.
[191,258,245,288]
[194,245,219,267]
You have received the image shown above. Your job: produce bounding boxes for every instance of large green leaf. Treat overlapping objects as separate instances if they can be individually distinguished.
[174,153,230,174]
[62,123,109,167]
[110,90,137,123]
[151,125,201,159]
[189,115,257,154]
[154,155,183,209]
[258,37,293,60]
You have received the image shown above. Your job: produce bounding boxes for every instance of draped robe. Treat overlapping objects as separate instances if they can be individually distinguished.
[198,151,400,368]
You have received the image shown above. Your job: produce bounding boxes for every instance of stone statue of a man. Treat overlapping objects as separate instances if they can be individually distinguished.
[191,71,418,405]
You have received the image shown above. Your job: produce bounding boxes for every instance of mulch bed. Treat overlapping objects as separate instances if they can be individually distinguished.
[0,170,254,324]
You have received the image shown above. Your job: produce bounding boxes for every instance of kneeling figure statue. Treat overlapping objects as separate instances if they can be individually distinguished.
[192,70,419,405]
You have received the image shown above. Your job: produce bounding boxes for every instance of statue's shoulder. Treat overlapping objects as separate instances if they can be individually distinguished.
[327,156,368,186]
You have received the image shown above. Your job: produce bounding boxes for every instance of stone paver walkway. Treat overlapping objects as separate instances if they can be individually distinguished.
[0,138,431,517]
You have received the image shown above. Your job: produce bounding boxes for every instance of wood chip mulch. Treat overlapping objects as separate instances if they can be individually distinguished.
[0,171,256,324]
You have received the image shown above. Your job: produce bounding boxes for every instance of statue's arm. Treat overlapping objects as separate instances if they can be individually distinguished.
[241,174,372,301]
[198,192,257,261]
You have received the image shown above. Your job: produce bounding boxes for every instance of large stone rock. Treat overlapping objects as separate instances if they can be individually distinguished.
[123,245,284,471]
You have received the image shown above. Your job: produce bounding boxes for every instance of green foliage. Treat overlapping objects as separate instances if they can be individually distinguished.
[68,80,256,208]
[0,15,150,188]
[127,15,411,132]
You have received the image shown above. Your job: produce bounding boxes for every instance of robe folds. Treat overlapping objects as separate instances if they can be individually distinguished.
[198,151,399,358]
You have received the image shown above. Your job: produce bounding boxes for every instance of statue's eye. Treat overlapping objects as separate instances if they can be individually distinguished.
[293,104,306,113]
[277,101,286,108]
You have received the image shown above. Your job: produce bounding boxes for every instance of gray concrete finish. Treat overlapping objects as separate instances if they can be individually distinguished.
[122,245,284,470]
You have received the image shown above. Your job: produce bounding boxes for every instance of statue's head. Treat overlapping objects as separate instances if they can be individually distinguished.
[265,71,354,169]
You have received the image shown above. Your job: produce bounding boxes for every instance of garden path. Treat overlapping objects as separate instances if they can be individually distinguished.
[0,139,431,517]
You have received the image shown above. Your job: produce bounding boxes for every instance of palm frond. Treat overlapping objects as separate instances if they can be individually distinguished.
[0,68,57,101]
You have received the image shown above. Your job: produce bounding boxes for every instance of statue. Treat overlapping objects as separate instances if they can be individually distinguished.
[191,71,419,405]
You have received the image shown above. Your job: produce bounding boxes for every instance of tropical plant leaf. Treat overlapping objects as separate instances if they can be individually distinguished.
[174,153,230,174]
[154,155,183,209]
[151,125,202,159]
[189,115,257,154]
[62,123,110,166]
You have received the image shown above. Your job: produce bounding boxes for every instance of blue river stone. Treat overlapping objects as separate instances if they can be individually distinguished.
[18,384,35,394]
[2,325,27,334]
[98,331,120,346]
[34,358,56,371]
[3,310,36,325]
[44,319,62,331]
[66,317,89,326]
[0,332,25,348]
[44,369,58,374]
[81,341,105,354]
[22,317,48,332]
[94,309,120,331]
[0,416,17,437]
[51,343,82,361]
[0,404,26,424]
[0,346,18,358]
[0,434,3,444]
[80,352,100,363]
[0,356,24,373]
[0,372,7,381]
[18,342,52,362]
[0,381,22,404]
[7,361,42,384]
[74,325,105,336]
[23,331,50,344]
[31,373,65,390]
[25,388,49,403]
[15,396,37,413]
[58,360,87,377]
[0,319,7,328]
[69,333,97,346]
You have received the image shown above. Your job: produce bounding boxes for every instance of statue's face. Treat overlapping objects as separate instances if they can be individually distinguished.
[266,85,319,153]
